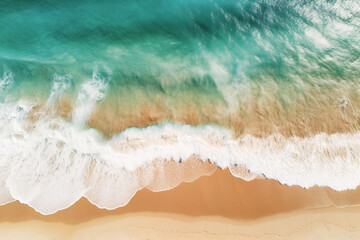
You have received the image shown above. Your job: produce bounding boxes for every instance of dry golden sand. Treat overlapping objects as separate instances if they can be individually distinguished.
[1,169,360,239]
[2,208,360,240]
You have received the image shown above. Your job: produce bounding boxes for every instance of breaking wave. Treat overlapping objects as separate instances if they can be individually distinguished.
[1,68,360,214]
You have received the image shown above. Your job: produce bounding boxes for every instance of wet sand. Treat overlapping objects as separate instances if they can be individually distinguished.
[1,169,360,239]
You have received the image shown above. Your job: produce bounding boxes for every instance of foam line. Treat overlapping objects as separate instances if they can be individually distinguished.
[1,67,360,214]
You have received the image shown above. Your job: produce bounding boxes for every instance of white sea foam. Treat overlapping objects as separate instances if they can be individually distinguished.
[1,103,360,214]
[305,28,331,49]
[46,74,72,106]
[0,70,14,99]
[72,65,111,128]
[1,67,360,214]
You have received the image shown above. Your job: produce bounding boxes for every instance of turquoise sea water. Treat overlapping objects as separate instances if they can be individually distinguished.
[1,0,360,214]
[1,0,359,106]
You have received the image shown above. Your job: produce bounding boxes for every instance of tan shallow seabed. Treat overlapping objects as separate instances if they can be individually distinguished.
[1,169,360,239]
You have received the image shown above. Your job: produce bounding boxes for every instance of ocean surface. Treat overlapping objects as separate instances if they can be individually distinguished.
[0,0,360,214]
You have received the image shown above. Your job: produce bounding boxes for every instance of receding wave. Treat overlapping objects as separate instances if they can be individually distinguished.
[0,68,359,214]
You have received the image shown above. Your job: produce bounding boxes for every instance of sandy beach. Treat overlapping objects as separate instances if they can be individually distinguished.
[1,169,360,239]
[1,0,360,239]
[2,207,360,240]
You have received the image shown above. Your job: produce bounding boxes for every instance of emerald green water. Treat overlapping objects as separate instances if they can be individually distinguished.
[1,0,359,109]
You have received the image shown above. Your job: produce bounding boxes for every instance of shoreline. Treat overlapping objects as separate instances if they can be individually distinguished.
[2,169,360,222]
[2,169,360,239]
